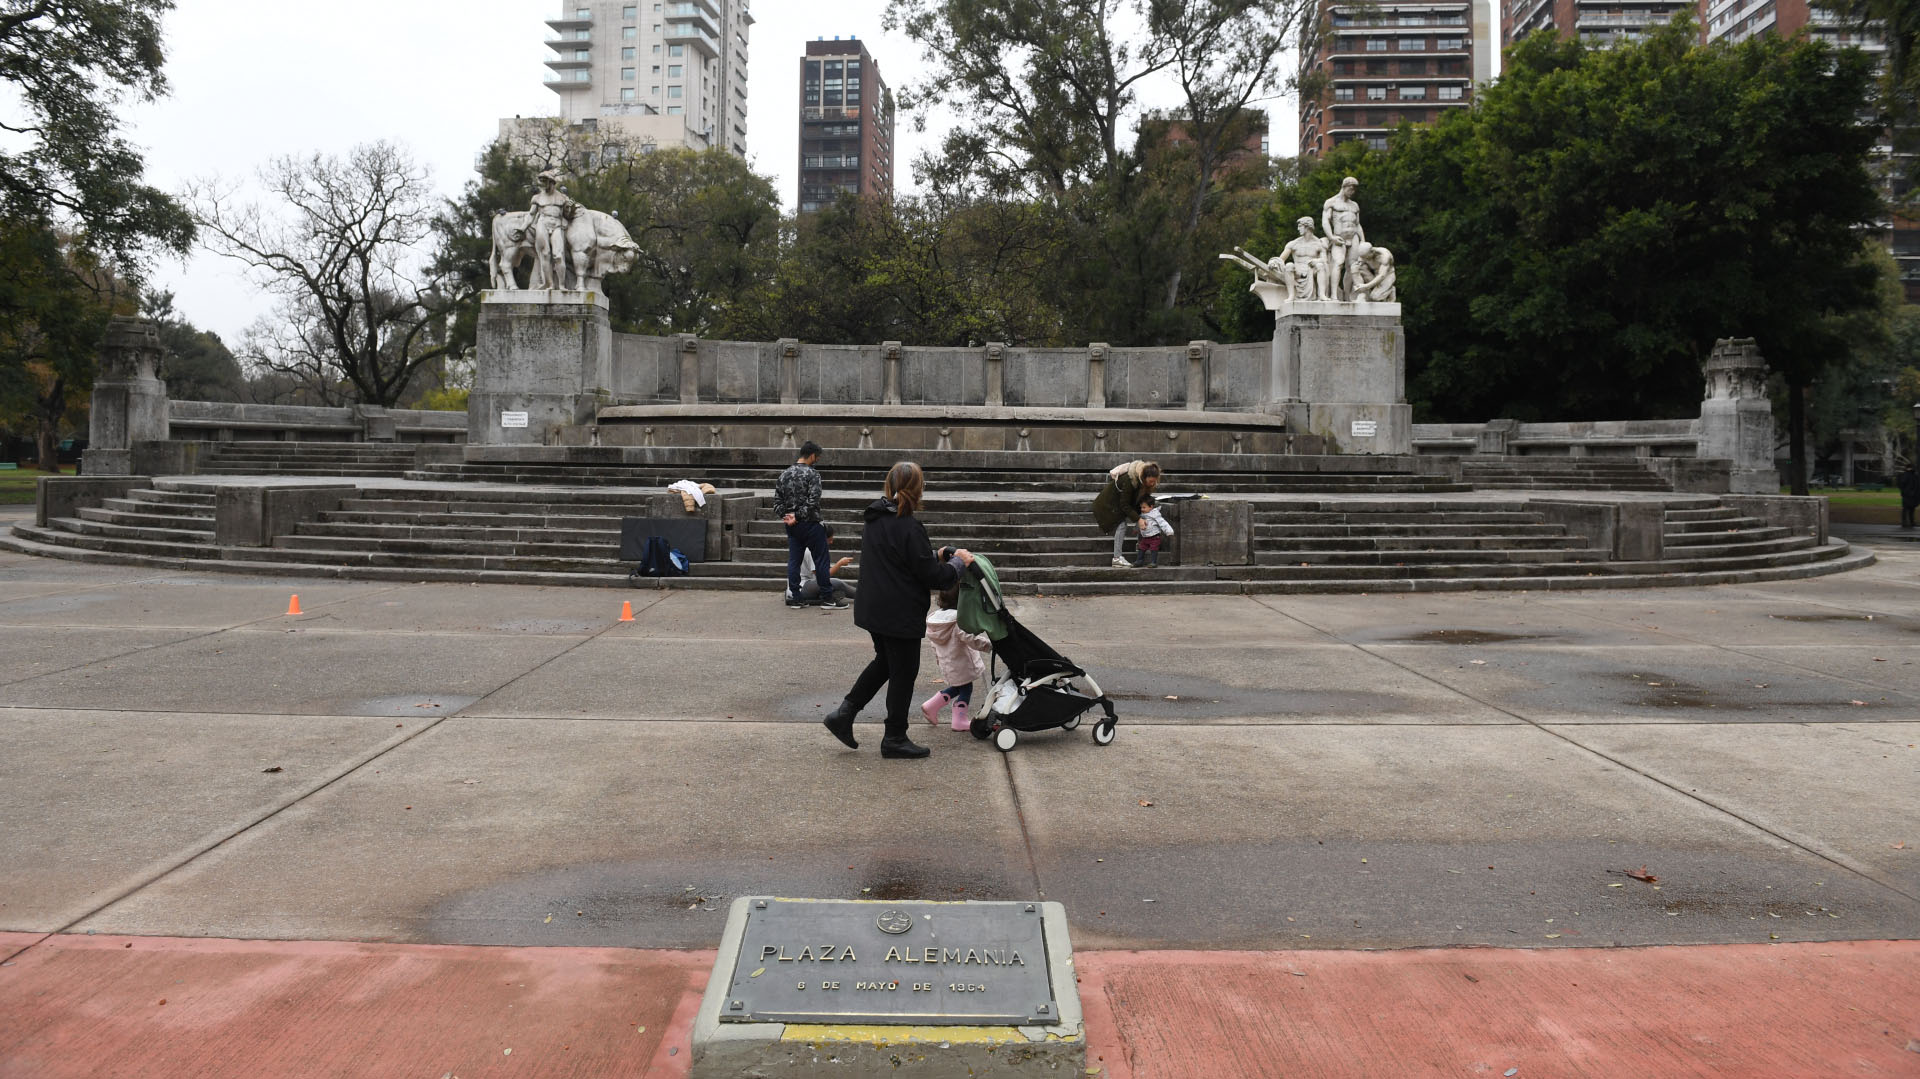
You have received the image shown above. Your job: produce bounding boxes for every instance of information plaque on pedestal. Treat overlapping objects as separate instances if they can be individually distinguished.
[691,897,1084,1077]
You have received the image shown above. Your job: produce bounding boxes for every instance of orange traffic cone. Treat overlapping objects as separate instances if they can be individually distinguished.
[618,600,635,622]
[286,594,303,616]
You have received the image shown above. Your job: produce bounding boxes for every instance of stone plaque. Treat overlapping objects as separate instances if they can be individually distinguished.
[1351,419,1378,438]
[500,410,530,428]
[719,899,1055,1026]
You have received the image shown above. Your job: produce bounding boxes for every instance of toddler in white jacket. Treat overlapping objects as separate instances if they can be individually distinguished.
[921,585,993,731]
[1136,496,1173,568]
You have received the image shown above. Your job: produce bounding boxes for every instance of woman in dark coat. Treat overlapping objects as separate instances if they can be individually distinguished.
[822,461,974,759]
[1092,460,1161,568]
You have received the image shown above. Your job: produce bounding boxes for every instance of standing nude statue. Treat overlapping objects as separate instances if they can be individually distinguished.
[528,170,580,290]
[1320,176,1364,301]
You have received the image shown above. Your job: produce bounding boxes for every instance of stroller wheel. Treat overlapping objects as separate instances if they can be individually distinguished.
[1092,720,1117,746]
[993,725,1018,753]
[970,715,994,741]
[1062,714,1082,731]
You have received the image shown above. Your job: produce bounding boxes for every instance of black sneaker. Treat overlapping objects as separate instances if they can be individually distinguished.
[816,596,849,610]
[786,595,807,608]
[880,735,930,759]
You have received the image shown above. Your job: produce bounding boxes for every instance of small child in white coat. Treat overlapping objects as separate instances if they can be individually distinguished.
[921,583,993,731]
[1136,495,1174,568]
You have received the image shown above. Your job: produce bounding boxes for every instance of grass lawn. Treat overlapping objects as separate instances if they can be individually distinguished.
[0,467,72,506]
[1800,487,1905,524]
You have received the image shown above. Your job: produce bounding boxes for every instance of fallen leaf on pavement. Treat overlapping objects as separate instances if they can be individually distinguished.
[1850,700,1867,706]
[1163,695,1179,700]
[1626,866,1659,883]
[1893,842,1908,850]
[1138,799,1154,807]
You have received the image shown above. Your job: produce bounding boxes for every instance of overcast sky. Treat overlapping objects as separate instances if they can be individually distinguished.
[126,1,1297,345]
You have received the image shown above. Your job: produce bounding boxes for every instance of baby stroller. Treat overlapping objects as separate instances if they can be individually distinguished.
[956,556,1119,753]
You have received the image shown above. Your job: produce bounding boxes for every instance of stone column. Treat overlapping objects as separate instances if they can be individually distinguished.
[985,342,1005,408]
[778,339,800,404]
[1185,340,1211,411]
[1697,337,1780,494]
[354,404,396,442]
[882,341,903,406]
[1476,419,1517,455]
[85,316,169,475]
[676,333,701,405]
[1087,343,1108,409]
[469,290,613,447]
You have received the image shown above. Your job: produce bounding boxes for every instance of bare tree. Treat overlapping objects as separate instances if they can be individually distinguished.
[186,141,459,407]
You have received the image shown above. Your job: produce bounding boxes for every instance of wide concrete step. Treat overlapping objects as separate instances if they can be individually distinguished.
[132,489,217,507]
[1252,548,1609,567]
[1255,523,1570,538]
[1653,536,1815,559]
[98,497,215,519]
[1666,517,1768,535]
[1664,526,1786,545]
[58,518,221,545]
[77,507,214,532]
[21,522,225,560]
[1256,511,1543,526]
[1256,534,1594,553]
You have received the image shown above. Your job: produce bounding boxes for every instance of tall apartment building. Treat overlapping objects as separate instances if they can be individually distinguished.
[1504,0,1690,45]
[505,0,753,160]
[797,37,895,213]
[1299,0,1497,158]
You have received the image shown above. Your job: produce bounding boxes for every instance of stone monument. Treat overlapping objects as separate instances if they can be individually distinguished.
[471,173,641,446]
[1697,337,1779,494]
[84,317,169,475]
[1222,176,1410,454]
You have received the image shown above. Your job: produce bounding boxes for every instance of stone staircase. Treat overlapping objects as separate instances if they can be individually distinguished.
[1461,458,1673,491]
[406,460,1469,496]
[197,441,420,477]
[3,481,1869,593]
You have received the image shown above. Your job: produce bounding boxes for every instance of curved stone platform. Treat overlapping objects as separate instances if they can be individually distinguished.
[2,476,1871,595]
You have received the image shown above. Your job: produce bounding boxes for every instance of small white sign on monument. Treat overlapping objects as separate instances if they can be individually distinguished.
[1351,419,1379,438]
[500,411,530,429]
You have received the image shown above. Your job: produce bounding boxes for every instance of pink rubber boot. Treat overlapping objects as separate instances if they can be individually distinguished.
[951,699,971,732]
[920,691,949,725]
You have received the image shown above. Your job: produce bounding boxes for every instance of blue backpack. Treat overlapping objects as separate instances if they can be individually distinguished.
[637,535,689,577]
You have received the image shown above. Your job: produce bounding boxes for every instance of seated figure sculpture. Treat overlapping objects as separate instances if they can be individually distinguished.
[1348,241,1397,303]
[1271,217,1331,301]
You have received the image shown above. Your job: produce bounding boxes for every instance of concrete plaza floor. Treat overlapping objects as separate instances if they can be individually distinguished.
[0,517,1916,1075]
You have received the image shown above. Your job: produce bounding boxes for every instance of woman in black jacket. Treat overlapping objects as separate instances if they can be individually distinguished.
[822,461,974,759]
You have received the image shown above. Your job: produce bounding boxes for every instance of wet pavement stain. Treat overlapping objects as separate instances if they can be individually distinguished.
[1392,629,1560,645]
[348,695,480,717]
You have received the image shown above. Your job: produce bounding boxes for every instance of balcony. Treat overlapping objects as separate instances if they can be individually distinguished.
[666,2,720,37]
[545,53,594,70]
[545,31,591,51]
[667,22,719,57]
[545,14,591,31]
[544,71,594,90]
[803,106,862,121]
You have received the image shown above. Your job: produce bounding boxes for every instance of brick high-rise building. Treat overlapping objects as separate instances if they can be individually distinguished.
[503,0,753,161]
[1299,0,1497,158]
[797,37,895,213]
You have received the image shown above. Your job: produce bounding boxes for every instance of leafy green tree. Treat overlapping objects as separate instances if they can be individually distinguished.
[0,0,193,276]
[141,291,245,402]
[0,222,127,469]
[1235,20,1883,491]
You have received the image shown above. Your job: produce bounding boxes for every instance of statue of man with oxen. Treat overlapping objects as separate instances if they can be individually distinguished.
[490,169,641,294]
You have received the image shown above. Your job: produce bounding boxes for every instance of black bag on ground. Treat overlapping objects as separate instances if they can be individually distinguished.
[635,535,688,577]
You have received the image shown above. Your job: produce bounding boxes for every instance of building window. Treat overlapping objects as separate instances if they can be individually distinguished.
[575,7,590,17]
[623,26,636,39]
[669,44,683,56]
[1366,86,1386,101]
[1334,86,1355,101]
[1366,59,1389,74]
[668,85,682,98]
[623,5,637,16]
[667,105,683,114]
[575,49,590,60]
[622,47,635,60]
[622,67,635,80]
[1399,37,1425,50]
[1400,84,1427,100]
[621,88,636,101]
[1400,59,1425,74]
[651,44,660,53]
[1366,37,1389,51]
[1367,110,1387,125]
[1365,134,1389,150]
[668,64,682,76]
[651,85,660,94]
[1438,37,1464,49]
[652,64,660,72]
[1438,84,1464,100]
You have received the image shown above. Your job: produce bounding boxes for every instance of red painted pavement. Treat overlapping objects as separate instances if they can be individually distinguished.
[2,935,1916,1077]
[1076,943,1920,1078]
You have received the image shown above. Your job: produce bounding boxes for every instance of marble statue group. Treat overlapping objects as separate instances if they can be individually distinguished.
[490,170,642,294]
[1222,176,1396,304]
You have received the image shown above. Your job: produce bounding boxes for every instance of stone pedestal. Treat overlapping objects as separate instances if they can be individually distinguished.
[1267,302,1411,455]
[470,290,613,446]
[85,317,170,476]
[1697,338,1779,494]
